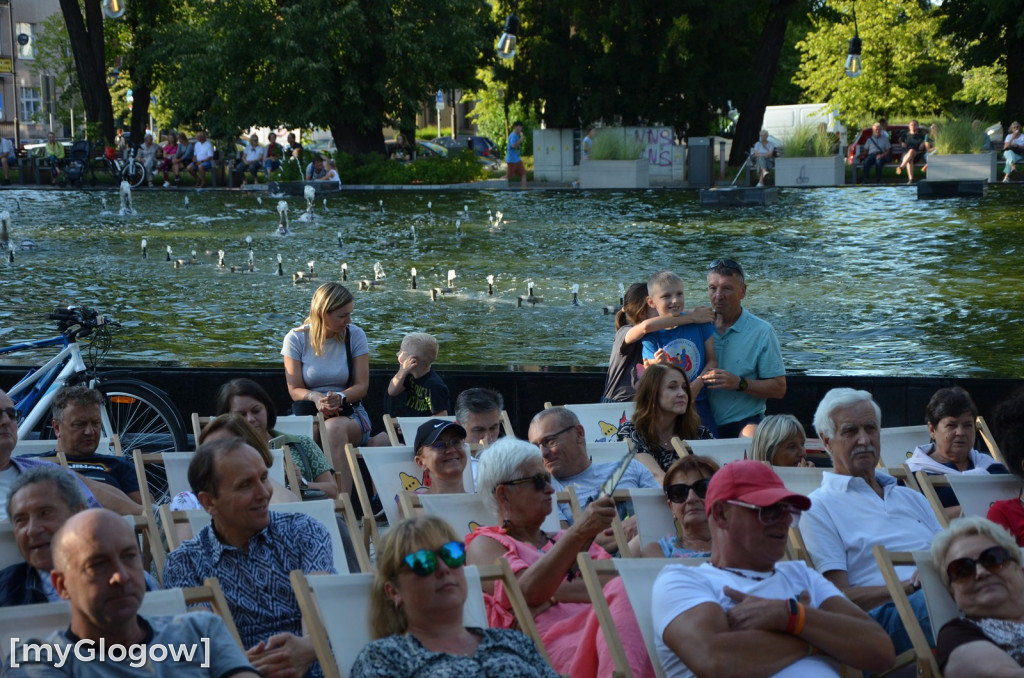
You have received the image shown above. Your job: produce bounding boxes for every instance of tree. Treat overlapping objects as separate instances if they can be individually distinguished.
[793,0,956,123]
[32,14,83,133]
[58,0,115,143]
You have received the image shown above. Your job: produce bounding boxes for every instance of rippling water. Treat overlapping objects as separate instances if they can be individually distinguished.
[1,186,1022,376]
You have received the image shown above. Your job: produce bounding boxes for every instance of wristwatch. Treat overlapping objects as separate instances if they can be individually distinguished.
[737,377,749,392]
[339,392,347,405]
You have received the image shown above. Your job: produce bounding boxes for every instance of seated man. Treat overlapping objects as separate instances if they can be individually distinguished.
[171,132,194,185]
[860,122,891,183]
[8,508,256,678]
[801,387,944,654]
[455,387,505,484]
[236,133,265,187]
[304,154,326,181]
[187,130,215,188]
[653,460,895,677]
[22,385,143,516]
[0,388,100,523]
[137,133,161,187]
[751,129,778,187]
[163,437,335,678]
[896,119,927,184]
[263,132,283,178]
[1,137,17,185]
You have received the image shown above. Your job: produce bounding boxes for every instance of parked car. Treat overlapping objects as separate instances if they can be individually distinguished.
[384,139,448,160]
[430,135,497,158]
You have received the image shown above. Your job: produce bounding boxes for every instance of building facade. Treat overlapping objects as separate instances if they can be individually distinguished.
[0,0,63,146]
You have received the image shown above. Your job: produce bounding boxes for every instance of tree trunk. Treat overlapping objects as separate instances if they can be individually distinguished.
[58,0,115,143]
[1003,46,1024,137]
[330,123,386,157]
[729,0,798,166]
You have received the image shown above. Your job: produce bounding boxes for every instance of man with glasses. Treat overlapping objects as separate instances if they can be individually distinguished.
[527,407,657,548]
[801,387,943,654]
[701,258,786,438]
[653,460,895,677]
[0,388,100,523]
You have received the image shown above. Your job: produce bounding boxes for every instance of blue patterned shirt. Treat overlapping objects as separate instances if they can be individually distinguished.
[163,511,335,678]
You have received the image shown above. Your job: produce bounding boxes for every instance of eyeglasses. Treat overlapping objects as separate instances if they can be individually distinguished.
[499,472,552,492]
[726,499,802,526]
[0,407,21,423]
[666,478,711,503]
[429,437,465,452]
[535,425,576,450]
[946,545,1015,584]
[706,259,744,276]
[402,541,466,576]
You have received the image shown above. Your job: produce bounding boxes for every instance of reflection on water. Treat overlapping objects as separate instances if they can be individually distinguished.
[1,186,1023,376]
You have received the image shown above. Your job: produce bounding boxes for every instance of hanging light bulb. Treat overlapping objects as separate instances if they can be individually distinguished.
[844,35,862,78]
[102,0,127,19]
[496,14,519,60]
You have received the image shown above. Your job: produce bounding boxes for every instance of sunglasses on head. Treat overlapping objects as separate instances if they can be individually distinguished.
[706,258,744,275]
[946,545,1014,584]
[666,478,711,503]
[499,472,552,492]
[402,541,466,577]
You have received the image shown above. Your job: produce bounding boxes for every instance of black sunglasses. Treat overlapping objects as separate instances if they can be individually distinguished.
[666,478,711,503]
[499,472,552,492]
[706,258,744,276]
[946,545,1015,583]
[402,541,466,576]
[0,407,21,423]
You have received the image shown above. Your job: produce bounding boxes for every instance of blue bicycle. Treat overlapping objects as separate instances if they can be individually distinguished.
[2,306,188,499]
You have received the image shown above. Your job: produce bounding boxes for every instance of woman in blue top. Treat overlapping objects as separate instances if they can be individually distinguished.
[283,282,370,495]
[640,455,718,558]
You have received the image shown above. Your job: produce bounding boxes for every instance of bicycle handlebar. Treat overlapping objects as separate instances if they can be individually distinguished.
[47,306,119,340]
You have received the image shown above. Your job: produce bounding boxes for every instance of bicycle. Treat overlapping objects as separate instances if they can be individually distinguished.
[2,306,188,501]
[94,145,146,188]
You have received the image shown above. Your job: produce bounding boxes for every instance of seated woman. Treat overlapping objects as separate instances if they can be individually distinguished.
[639,455,719,558]
[932,516,1024,677]
[617,363,713,483]
[1003,121,1024,183]
[750,413,815,467]
[986,389,1024,544]
[352,515,557,677]
[413,419,469,495]
[283,281,371,495]
[907,387,1007,518]
[467,438,655,678]
[215,377,337,498]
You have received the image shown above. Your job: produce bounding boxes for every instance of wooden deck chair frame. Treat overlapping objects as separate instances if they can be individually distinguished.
[913,471,952,529]
[872,546,942,678]
[184,576,245,650]
[976,415,1006,465]
[344,442,378,550]
[291,559,548,678]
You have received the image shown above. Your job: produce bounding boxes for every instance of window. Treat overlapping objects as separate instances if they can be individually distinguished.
[20,86,42,122]
[16,23,33,60]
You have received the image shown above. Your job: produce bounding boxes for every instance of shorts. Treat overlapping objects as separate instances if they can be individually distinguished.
[192,160,213,170]
[507,161,526,178]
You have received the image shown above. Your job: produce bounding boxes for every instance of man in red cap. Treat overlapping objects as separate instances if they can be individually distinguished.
[651,460,895,677]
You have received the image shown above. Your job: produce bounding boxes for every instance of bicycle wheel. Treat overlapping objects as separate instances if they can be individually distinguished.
[121,161,146,188]
[98,379,188,502]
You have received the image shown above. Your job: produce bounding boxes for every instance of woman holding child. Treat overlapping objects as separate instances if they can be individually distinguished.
[601,282,650,402]
[283,281,371,494]
[618,363,713,481]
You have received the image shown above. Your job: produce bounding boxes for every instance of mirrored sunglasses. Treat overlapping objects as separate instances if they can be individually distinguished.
[402,541,466,577]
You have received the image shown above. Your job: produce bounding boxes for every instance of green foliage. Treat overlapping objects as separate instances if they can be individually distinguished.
[32,14,82,131]
[780,125,835,157]
[463,69,538,157]
[933,118,990,154]
[794,0,956,121]
[953,64,1007,109]
[588,131,646,160]
[333,149,486,185]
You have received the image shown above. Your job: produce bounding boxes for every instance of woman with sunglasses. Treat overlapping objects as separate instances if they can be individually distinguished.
[413,419,469,494]
[641,455,719,558]
[467,437,655,678]
[750,414,815,467]
[617,363,713,482]
[931,516,1024,676]
[352,515,557,677]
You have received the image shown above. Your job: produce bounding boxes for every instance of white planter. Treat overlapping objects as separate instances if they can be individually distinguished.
[926,152,997,182]
[775,156,845,187]
[579,159,650,189]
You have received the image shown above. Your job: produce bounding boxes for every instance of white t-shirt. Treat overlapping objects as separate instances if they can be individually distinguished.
[243,143,265,163]
[652,561,843,678]
[549,459,659,522]
[193,140,214,163]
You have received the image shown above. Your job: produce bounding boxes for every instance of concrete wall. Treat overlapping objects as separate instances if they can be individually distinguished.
[533,127,685,186]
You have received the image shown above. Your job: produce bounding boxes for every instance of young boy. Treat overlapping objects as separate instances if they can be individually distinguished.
[384,332,450,418]
[632,270,718,435]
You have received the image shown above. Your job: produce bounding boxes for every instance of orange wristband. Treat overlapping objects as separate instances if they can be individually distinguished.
[792,602,806,635]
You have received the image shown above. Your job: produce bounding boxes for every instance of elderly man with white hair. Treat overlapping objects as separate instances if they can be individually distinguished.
[800,387,943,655]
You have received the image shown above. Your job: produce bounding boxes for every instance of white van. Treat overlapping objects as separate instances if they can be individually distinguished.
[761,104,845,141]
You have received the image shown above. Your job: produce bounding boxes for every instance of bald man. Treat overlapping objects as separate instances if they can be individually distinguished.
[8,509,257,677]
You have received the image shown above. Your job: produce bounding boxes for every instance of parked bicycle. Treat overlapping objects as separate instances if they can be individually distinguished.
[95,145,146,188]
[2,306,188,500]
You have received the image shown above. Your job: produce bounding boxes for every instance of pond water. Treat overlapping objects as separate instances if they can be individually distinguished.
[1,185,1023,376]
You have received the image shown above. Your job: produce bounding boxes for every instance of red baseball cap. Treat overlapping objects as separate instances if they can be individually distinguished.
[704,460,812,515]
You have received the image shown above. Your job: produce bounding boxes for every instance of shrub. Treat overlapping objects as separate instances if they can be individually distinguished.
[933,118,989,154]
[780,125,836,158]
[589,131,646,160]
[335,148,486,185]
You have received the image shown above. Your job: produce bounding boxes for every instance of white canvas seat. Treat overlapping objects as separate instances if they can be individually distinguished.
[772,466,826,498]
[12,437,114,458]
[547,402,636,443]
[674,437,751,466]
[879,425,930,468]
[416,490,562,539]
[628,488,675,550]
[162,448,285,498]
[382,411,516,446]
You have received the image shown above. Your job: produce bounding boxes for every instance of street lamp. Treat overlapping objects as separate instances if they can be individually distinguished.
[496,13,519,60]
[844,3,862,78]
[102,0,127,19]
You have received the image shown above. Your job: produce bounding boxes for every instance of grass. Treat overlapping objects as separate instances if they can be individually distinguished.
[780,125,835,158]
[589,131,646,161]
[933,118,989,154]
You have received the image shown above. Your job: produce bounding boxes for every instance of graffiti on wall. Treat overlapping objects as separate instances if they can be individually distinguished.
[632,127,675,167]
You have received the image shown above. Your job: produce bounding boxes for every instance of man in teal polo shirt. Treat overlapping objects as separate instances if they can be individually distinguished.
[700,259,786,438]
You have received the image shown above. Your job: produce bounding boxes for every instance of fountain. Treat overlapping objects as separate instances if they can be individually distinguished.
[571,284,580,306]
[487,274,494,296]
[141,238,148,260]
[119,181,135,216]
[411,267,418,290]
[277,253,284,276]
[0,211,10,250]
[165,245,172,262]
[277,201,290,236]
[293,259,317,284]
[301,185,316,222]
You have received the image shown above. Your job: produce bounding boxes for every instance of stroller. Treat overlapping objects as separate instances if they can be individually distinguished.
[63,140,93,187]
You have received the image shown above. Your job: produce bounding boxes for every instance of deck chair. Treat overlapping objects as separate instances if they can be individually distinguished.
[162,449,286,498]
[588,440,631,464]
[12,437,115,458]
[629,488,675,550]
[915,472,1023,527]
[383,412,516,447]
[975,415,1006,465]
[546,402,636,443]
[773,465,825,498]
[0,523,19,570]
[291,560,547,678]
[879,425,930,469]
[411,489,570,540]
[873,545,952,678]
[672,437,750,466]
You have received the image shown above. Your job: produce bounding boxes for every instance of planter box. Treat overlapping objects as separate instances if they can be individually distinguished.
[926,152,997,182]
[579,159,650,189]
[775,156,845,187]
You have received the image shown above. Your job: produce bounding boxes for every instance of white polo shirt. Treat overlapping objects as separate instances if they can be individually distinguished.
[802,470,942,587]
